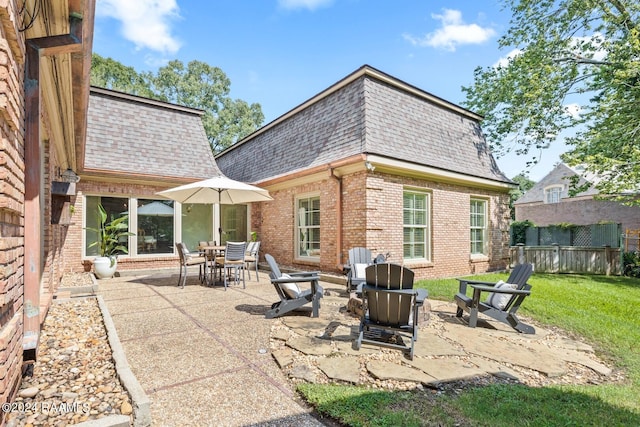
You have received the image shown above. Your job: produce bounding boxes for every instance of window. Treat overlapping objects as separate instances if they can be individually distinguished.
[181,203,213,250]
[297,195,320,259]
[403,191,429,260]
[221,204,248,244]
[85,196,130,257]
[545,186,562,204]
[470,199,487,255]
[137,199,174,254]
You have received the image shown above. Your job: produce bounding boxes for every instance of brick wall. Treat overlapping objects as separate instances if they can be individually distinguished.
[0,4,25,409]
[259,170,510,280]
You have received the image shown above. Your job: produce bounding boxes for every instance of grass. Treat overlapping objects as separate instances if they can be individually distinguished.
[297,273,640,426]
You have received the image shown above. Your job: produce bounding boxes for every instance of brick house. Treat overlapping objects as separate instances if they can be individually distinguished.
[62,87,224,274]
[515,162,640,232]
[0,0,95,409]
[215,65,515,280]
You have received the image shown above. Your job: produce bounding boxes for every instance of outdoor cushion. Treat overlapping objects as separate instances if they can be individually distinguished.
[354,263,368,279]
[485,281,518,309]
[280,274,301,298]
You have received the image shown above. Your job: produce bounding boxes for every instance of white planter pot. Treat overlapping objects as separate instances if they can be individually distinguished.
[93,256,118,279]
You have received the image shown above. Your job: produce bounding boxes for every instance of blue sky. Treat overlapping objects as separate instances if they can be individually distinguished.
[93,0,568,181]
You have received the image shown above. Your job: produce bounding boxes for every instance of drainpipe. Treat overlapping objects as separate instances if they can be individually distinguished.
[329,168,343,270]
[23,13,84,361]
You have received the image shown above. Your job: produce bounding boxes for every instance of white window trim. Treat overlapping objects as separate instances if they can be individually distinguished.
[295,193,321,262]
[403,189,431,262]
[83,195,181,259]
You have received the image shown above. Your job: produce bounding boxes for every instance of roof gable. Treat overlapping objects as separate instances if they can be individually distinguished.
[515,163,597,204]
[83,87,220,182]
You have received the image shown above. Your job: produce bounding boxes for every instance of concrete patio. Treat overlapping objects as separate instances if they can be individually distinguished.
[97,267,613,426]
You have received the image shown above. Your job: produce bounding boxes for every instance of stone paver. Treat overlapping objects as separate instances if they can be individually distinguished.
[366,361,436,385]
[317,357,361,383]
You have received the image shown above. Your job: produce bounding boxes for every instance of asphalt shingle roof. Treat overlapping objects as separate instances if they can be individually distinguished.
[215,66,510,185]
[84,87,220,181]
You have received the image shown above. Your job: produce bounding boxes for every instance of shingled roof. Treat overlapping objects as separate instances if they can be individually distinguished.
[215,65,511,186]
[83,87,220,182]
[515,163,598,204]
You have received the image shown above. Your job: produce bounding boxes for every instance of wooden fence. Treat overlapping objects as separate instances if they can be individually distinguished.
[509,244,621,275]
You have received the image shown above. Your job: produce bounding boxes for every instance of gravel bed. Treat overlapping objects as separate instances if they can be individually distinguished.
[5,276,132,427]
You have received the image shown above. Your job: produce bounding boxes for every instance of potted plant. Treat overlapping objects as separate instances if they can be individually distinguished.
[86,204,133,279]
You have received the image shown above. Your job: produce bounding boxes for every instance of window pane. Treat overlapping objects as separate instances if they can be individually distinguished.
[403,191,429,260]
[182,204,213,250]
[221,204,247,244]
[297,196,320,257]
[470,199,487,255]
[85,196,130,257]
[138,199,174,254]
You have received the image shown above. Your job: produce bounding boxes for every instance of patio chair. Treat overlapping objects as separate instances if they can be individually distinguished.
[344,247,374,292]
[264,254,323,318]
[454,263,535,334]
[176,242,207,288]
[355,263,426,360]
[245,241,261,280]
[215,241,246,290]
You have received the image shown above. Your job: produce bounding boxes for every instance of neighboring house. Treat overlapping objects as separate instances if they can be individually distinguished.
[514,163,640,232]
[0,0,95,409]
[62,87,225,274]
[216,65,515,280]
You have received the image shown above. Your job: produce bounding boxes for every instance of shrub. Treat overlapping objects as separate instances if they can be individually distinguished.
[623,251,640,278]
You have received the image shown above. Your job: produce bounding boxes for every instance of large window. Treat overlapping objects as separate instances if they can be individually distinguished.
[137,199,174,254]
[545,186,563,204]
[84,196,252,257]
[403,191,429,260]
[297,195,320,259]
[470,199,488,255]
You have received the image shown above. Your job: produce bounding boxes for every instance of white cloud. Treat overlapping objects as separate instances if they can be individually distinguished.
[564,103,581,119]
[278,0,334,11]
[96,0,182,54]
[493,48,523,68]
[570,33,607,62]
[404,9,496,52]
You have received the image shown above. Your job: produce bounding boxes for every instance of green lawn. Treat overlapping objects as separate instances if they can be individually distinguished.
[298,273,640,426]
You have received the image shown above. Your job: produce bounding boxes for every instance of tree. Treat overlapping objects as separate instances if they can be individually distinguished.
[90,54,154,98]
[509,172,536,219]
[462,0,640,203]
[90,54,264,153]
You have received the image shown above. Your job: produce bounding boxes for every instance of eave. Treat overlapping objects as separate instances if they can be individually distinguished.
[24,0,95,173]
[257,153,515,193]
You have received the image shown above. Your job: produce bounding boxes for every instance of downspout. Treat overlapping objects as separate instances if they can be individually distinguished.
[329,168,343,270]
[23,13,84,361]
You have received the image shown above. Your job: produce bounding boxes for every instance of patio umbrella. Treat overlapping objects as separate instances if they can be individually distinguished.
[156,175,273,239]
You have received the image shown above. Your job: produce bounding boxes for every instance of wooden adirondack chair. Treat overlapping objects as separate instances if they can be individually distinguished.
[454,263,535,334]
[355,263,427,360]
[344,247,373,292]
[264,254,323,318]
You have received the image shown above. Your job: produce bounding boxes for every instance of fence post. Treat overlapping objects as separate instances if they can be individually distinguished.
[517,243,525,265]
[552,243,560,273]
[604,245,612,276]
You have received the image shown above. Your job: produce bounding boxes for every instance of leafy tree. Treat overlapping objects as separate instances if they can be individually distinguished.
[90,54,264,153]
[90,53,154,98]
[509,172,536,219]
[462,0,640,203]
